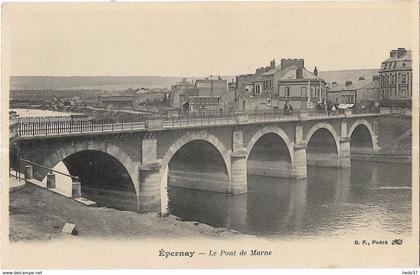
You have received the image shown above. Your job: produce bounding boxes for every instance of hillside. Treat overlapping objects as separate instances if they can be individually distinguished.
[10,75,235,91]
[319,69,379,84]
[10,76,185,91]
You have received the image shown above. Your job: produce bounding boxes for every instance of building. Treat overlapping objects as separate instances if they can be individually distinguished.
[137,90,169,106]
[170,78,194,109]
[194,76,227,97]
[97,95,140,110]
[379,48,412,107]
[327,77,379,105]
[235,59,275,101]
[185,96,221,113]
[176,76,228,114]
[237,59,326,110]
[357,76,380,103]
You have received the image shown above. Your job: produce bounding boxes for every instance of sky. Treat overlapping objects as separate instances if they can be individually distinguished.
[3,2,418,77]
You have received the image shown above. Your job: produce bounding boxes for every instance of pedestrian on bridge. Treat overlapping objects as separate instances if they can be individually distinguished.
[284,102,291,115]
[332,104,336,116]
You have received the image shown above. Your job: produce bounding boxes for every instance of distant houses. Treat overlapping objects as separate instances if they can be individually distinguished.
[326,77,380,105]
[96,48,412,114]
[236,59,326,111]
[97,88,170,110]
[379,48,412,107]
[325,48,412,108]
[170,76,230,113]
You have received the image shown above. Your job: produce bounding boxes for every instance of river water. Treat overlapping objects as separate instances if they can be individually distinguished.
[168,160,412,239]
[11,108,81,117]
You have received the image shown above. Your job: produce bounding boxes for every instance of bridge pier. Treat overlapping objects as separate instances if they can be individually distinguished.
[230,128,247,194]
[293,123,307,179]
[138,163,161,212]
[138,134,161,213]
[230,150,247,194]
[339,137,351,168]
[292,143,307,179]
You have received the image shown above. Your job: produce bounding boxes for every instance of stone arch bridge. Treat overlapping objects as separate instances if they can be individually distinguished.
[12,112,380,213]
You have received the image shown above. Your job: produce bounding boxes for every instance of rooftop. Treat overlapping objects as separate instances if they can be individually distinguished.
[278,66,324,82]
[380,48,412,71]
[327,79,374,92]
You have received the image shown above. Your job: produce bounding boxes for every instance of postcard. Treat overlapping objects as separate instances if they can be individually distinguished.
[2,1,419,269]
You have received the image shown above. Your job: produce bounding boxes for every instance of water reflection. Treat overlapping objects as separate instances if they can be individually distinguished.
[168,161,411,238]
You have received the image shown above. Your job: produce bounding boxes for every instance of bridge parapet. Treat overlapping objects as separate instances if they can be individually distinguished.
[12,110,382,139]
[145,118,163,130]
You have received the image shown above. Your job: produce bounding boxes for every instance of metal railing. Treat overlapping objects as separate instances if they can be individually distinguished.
[20,158,79,180]
[18,120,146,137]
[15,109,377,138]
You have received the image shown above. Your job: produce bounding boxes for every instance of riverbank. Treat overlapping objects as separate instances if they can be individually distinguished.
[350,114,412,164]
[9,182,247,242]
[375,115,411,156]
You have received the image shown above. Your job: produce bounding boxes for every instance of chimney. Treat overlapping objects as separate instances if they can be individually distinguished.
[390,50,398,58]
[281,58,305,70]
[270,59,276,69]
[296,68,303,79]
[314,66,318,77]
[345,80,352,87]
[397,48,406,58]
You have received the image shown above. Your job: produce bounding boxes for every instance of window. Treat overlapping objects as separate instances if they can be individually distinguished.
[285,87,290,97]
[301,86,307,96]
[401,74,406,84]
[393,62,396,69]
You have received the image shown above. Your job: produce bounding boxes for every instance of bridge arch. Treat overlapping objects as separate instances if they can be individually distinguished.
[245,126,294,178]
[305,123,340,154]
[159,131,231,213]
[31,142,138,211]
[246,126,294,163]
[348,119,377,152]
[159,131,231,177]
